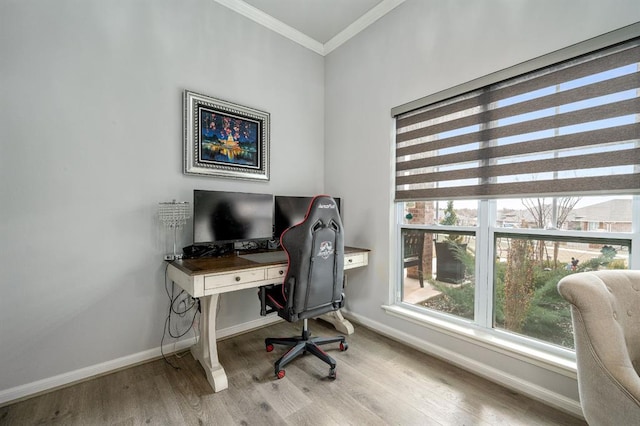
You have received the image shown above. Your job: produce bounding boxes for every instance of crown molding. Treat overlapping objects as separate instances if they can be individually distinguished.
[213,0,405,56]
[324,0,405,55]
[213,0,324,55]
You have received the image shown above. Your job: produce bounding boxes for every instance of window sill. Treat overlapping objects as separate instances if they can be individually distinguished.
[381,303,577,379]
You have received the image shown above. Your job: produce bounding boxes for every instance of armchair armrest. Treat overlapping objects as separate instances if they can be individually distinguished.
[558,271,640,425]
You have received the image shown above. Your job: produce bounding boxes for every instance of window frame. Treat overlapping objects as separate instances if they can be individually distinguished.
[388,22,640,372]
[392,197,638,372]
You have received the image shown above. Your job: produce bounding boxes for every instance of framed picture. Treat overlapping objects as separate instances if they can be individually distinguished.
[183,90,270,181]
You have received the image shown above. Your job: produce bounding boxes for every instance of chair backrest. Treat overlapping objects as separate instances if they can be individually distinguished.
[280,195,344,321]
[403,230,425,265]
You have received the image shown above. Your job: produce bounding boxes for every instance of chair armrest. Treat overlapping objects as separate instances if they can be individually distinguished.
[284,277,296,311]
[258,285,277,317]
[558,271,640,424]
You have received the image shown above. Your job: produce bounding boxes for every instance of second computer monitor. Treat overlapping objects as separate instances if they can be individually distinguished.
[273,195,341,241]
[193,190,274,245]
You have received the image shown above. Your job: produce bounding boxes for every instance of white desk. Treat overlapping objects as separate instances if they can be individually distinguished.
[167,246,369,392]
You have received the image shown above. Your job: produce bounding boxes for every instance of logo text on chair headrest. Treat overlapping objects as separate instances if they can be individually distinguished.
[318,203,336,209]
[318,241,334,259]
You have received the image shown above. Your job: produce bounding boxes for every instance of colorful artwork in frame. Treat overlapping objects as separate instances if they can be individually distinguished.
[183,90,270,181]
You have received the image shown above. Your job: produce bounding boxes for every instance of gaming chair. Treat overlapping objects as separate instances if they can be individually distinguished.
[258,195,347,380]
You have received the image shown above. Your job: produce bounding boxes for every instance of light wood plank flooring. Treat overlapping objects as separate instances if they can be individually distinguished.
[1,320,586,425]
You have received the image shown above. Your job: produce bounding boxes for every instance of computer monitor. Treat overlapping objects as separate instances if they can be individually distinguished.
[273,195,341,241]
[193,190,274,245]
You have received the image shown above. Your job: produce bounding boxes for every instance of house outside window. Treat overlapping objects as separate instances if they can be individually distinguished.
[391,25,640,355]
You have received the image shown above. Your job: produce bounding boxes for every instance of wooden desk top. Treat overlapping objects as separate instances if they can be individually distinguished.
[170,246,370,276]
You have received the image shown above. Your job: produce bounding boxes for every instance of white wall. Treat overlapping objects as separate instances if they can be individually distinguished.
[3,0,639,412]
[0,0,325,395]
[324,0,640,414]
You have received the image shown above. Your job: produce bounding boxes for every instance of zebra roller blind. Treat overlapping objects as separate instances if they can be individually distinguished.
[394,28,640,202]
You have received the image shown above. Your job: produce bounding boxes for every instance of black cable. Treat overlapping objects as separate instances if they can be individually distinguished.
[169,286,197,316]
[160,315,180,369]
[161,263,200,369]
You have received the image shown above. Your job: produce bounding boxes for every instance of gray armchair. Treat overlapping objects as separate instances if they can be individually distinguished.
[557,270,640,425]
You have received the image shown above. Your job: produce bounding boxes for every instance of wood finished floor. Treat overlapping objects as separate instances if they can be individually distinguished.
[1,320,586,425]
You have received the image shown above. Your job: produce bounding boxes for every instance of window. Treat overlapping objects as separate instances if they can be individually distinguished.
[392,24,640,354]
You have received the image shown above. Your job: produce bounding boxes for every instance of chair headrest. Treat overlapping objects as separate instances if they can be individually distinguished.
[302,195,341,228]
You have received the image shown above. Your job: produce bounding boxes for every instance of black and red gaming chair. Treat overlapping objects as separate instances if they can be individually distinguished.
[258,195,348,380]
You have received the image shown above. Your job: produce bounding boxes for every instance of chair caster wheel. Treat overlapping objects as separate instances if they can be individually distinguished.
[339,342,348,351]
[276,369,285,379]
[329,368,337,379]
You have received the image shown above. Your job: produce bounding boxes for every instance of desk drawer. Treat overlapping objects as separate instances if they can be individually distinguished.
[204,269,266,290]
[267,266,287,280]
[344,253,366,269]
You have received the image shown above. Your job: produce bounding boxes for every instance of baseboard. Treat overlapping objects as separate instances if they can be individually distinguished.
[2,311,582,418]
[217,315,282,340]
[341,309,585,419]
[0,315,282,407]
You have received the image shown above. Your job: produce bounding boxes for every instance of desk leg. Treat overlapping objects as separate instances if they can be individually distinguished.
[318,273,354,335]
[319,310,354,335]
[191,294,228,392]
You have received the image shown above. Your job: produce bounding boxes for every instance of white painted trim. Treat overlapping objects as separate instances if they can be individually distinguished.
[0,315,282,406]
[0,338,195,406]
[341,309,585,419]
[213,0,406,56]
[380,304,577,377]
[217,315,282,339]
[3,305,580,415]
[213,0,324,55]
[324,0,405,55]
